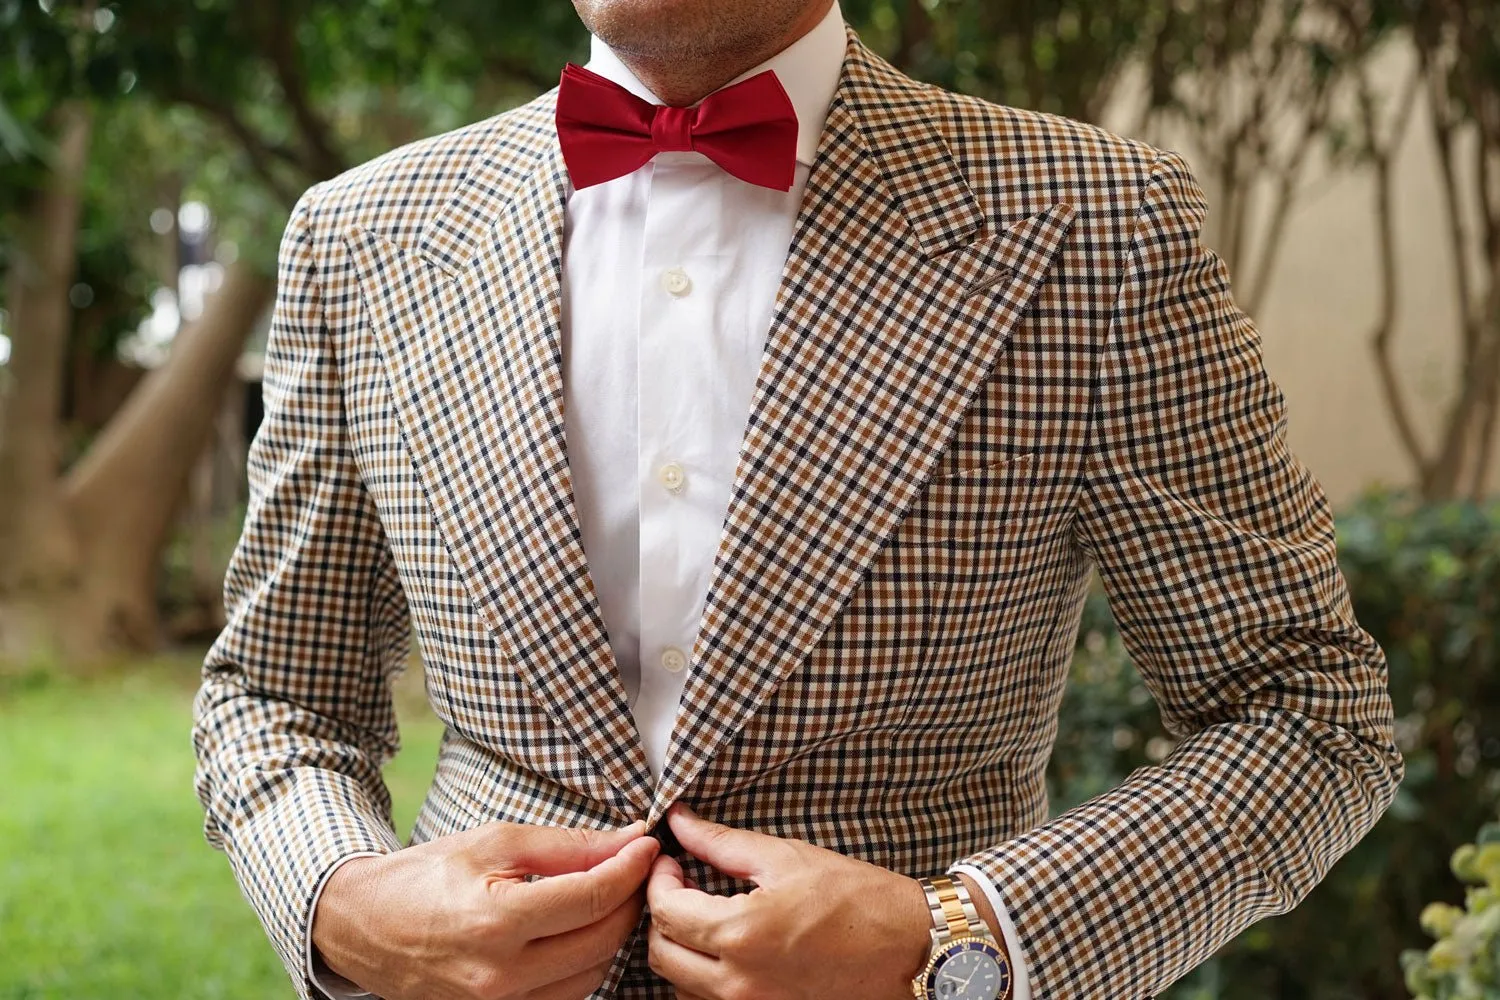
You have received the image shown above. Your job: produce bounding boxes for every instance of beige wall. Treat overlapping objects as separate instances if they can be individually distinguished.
[1101,40,1497,506]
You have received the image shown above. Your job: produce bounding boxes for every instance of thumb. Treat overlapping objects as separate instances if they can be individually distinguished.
[646,852,687,902]
[472,819,649,878]
[666,804,788,884]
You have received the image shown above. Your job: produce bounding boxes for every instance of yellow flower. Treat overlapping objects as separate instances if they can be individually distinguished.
[1428,938,1464,973]
[1421,902,1465,939]
[1453,844,1480,883]
[1477,844,1500,888]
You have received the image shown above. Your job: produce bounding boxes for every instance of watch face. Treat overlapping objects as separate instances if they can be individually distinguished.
[926,938,1010,1000]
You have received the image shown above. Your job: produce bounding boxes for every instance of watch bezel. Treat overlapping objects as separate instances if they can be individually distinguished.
[915,934,1012,1000]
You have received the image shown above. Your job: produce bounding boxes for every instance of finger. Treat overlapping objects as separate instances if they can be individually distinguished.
[523,960,613,1000]
[647,852,684,892]
[647,923,728,999]
[515,834,659,939]
[667,804,788,883]
[473,820,649,878]
[647,855,739,957]
[525,888,645,977]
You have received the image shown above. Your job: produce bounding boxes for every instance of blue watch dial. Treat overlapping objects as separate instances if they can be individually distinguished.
[925,938,1011,1000]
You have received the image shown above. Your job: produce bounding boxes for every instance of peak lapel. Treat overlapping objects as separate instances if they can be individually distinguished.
[648,41,1077,820]
[346,106,655,816]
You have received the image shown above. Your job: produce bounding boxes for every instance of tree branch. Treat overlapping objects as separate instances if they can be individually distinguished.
[1468,270,1500,499]
[1425,60,1479,367]
[171,89,305,206]
[1359,65,1433,490]
[260,0,345,181]
[891,0,934,73]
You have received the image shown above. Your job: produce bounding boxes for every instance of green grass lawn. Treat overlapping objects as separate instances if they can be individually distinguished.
[0,659,445,999]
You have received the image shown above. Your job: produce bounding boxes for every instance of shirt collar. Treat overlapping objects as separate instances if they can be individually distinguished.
[583,1,846,167]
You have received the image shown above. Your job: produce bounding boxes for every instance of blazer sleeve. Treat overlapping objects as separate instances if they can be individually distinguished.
[956,150,1403,997]
[192,184,411,1000]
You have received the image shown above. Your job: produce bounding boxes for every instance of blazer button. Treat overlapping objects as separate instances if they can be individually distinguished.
[650,815,685,859]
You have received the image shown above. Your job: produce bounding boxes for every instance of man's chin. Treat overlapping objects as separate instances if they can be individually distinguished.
[574,0,714,48]
[572,0,782,65]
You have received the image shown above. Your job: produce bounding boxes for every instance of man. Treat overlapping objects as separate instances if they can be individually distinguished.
[192,0,1403,997]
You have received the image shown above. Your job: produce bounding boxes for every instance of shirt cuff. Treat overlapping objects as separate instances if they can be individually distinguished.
[305,852,384,999]
[948,862,1032,1000]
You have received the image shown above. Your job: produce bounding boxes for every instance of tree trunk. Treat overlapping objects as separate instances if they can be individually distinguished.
[0,101,93,663]
[61,259,273,653]
[1,232,271,665]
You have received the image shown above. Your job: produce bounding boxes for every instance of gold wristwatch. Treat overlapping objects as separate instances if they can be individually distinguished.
[911,875,1013,1000]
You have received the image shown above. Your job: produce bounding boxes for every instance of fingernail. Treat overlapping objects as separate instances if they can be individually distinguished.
[618,819,647,834]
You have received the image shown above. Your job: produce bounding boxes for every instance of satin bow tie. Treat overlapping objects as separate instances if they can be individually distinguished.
[555,63,800,191]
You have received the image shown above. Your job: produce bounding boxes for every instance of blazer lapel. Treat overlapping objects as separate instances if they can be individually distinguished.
[649,41,1077,820]
[345,104,655,817]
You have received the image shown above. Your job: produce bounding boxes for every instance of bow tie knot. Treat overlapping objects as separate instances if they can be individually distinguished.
[651,105,697,153]
[556,63,800,191]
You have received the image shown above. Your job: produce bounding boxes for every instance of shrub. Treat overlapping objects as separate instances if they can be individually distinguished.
[1401,822,1500,999]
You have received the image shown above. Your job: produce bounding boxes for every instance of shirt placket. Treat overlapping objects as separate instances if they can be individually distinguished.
[635,155,724,779]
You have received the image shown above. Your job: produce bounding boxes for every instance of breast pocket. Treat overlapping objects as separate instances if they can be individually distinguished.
[902,452,1038,542]
[888,450,1068,666]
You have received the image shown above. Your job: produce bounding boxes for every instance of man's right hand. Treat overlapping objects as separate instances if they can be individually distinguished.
[311,820,660,1000]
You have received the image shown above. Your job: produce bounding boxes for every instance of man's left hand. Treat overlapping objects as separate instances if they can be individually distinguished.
[645,803,932,1000]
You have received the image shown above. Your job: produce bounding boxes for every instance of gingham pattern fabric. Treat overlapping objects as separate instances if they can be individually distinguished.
[193,27,1402,1000]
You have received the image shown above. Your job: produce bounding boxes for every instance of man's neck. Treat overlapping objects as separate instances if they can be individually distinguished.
[609,0,835,106]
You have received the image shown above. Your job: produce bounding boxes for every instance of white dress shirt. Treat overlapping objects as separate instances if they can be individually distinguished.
[559,19,839,780]
[308,5,1030,996]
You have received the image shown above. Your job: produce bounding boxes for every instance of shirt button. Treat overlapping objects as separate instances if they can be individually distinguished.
[658,462,686,493]
[660,647,687,673]
[661,267,692,297]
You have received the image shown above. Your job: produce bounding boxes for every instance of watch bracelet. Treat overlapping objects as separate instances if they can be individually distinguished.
[913,875,1014,1000]
[921,874,987,945]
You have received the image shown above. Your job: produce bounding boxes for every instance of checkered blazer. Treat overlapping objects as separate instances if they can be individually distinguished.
[193,26,1402,1000]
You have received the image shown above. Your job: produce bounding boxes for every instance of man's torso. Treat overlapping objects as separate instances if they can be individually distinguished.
[303,31,1154,995]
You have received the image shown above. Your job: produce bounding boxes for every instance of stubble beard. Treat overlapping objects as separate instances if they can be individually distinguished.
[574,0,818,104]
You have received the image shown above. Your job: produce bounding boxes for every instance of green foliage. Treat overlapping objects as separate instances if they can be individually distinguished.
[1402,823,1500,1000]
[1049,490,1500,998]
[0,0,594,347]
[108,0,585,190]
[0,1,132,176]
[844,0,1165,121]
[1048,592,1171,812]
[0,662,444,998]
[157,503,247,635]
[0,1,116,304]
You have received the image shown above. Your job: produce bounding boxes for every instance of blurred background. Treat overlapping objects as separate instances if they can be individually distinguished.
[1,0,1497,997]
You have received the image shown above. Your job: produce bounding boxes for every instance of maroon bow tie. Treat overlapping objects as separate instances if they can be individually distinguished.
[555,63,799,191]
